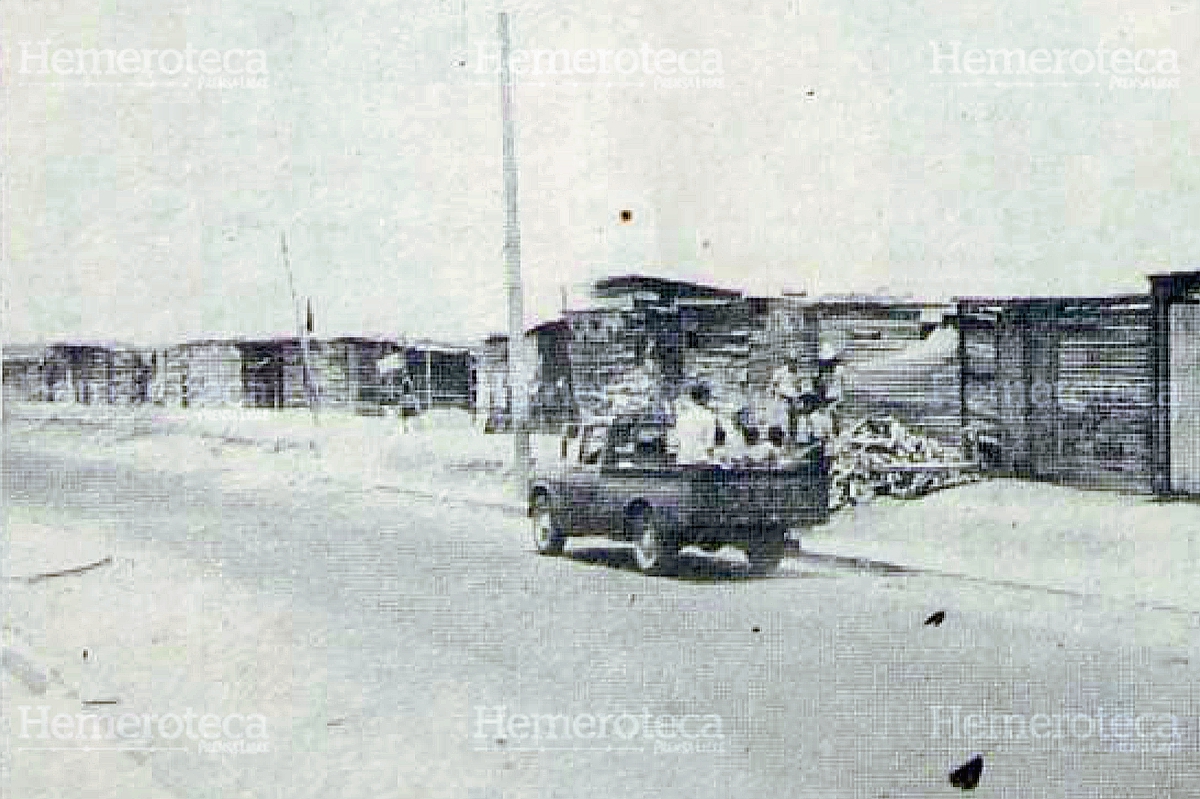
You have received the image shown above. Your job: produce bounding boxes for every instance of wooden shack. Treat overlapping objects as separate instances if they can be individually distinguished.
[548,276,820,419]
[167,340,245,407]
[810,297,954,368]
[108,347,154,404]
[44,344,113,404]
[317,337,402,408]
[404,342,473,409]
[2,345,46,403]
[156,346,188,405]
[477,334,511,426]
[238,339,310,409]
[565,305,654,416]
[526,320,576,426]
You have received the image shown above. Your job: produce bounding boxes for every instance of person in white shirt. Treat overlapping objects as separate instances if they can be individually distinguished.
[809,400,836,441]
[670,382,721,465]
[769,361,800,403]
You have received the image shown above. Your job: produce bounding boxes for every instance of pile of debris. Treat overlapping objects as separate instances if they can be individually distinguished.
[829,416,981,510]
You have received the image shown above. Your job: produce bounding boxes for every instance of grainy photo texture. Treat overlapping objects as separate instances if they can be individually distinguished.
[3,1,1200,796]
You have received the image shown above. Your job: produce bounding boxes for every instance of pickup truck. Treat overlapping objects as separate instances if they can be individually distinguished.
[528,413,830,575]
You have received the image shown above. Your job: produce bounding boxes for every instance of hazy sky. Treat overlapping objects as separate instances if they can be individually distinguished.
[5,0,1199,345]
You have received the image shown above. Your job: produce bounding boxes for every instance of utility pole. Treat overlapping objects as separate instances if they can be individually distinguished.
[499,11,529,491]
[280,232,320,428]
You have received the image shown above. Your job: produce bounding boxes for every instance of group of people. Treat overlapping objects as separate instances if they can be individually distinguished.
[668,357,840,466]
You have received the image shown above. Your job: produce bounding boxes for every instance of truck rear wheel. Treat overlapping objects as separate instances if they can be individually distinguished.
[747,526,786,575]
[530,493,564,555]
[630,509,678,576]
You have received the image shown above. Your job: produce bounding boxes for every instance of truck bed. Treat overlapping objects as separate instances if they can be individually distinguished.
[685,448,830,530]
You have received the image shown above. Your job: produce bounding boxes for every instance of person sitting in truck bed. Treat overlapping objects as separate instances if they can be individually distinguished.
[728,408,780,465]
[670,382,723,465]
[808,395,836,442]
[793,391,825,444]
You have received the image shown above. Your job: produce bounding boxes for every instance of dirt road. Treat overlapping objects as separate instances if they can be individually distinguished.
[3,420,1199,797]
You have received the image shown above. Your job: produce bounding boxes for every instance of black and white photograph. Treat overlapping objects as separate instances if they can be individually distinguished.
[3,0,1200,795]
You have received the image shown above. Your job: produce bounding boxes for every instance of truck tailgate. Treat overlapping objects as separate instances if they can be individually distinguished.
[688,450,829,529]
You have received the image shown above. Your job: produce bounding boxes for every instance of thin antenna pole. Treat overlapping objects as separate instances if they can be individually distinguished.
[280,232,319,427]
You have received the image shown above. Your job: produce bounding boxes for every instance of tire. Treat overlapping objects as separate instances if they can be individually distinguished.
[530,493,564,555]
[830,472,853,511]
[629,508,679,576]
[747,526,787,575]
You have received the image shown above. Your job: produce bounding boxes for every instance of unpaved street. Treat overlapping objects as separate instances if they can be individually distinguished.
[4,420,1200,797]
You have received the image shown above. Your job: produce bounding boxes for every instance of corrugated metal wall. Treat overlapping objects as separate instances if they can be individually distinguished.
[958,297,1155,492]
[1168,302,1200,493]
[1054,300,1155,489]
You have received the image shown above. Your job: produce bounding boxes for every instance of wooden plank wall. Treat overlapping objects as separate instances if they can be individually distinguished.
[80,349,110,405]
[159,347,188,405]
[681,300,753,412]
[311,342,351,407]
[567,308,646,417]
[477,339,510,418]
[960,304,1000,429]
[565,299,819,420]
[821,304,960,443]
[817,306,926,369]
[996,315,1030,470]
[39,351,69,402]
[840,332,963,444]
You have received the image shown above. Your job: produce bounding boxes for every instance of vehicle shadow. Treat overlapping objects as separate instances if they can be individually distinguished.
[562,544,761,581]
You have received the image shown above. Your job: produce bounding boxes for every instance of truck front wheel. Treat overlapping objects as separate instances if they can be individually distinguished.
[630,508,679,576]
[530,493,564,556]
[747,526,787,575]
